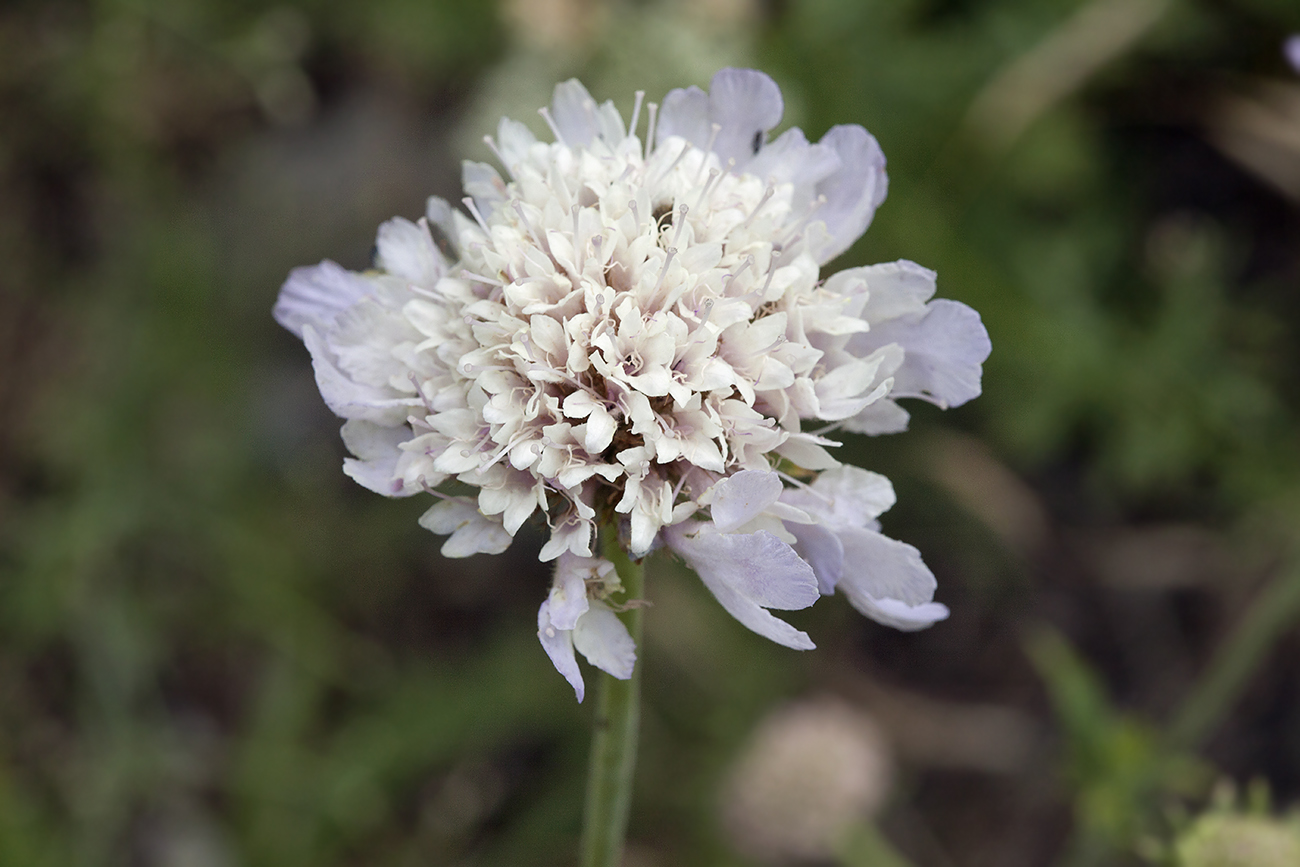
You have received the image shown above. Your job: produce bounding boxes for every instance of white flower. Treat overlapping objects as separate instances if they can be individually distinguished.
[722,698,892,863]
[274,69,991,698]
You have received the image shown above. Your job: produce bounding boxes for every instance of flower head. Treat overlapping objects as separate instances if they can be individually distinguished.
[275,68,991,699]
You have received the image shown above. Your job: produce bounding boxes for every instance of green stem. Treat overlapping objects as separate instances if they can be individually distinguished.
[579,528,645,867]
[1170,550,1300,750]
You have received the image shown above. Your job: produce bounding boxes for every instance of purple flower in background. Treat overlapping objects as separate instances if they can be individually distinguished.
[1287,35,1300,73]
[274,69,991,699]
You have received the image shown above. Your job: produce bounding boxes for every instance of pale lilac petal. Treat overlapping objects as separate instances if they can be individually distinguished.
[340,420,417,497]
[786,522,843,595]
[572,604,636,680]
[857,300,991,409]
[550,79,602,147]
[813,358,887,421]
[836,528,945,631]
[810,125,889,264]
[842,398,910,436]
[666,525,818,649]
[302,326,414,425]
[711,469,784,533]
[423,196,460,261]
[538,514,594,561]
[656,85,710,150]
[745,128,841,200]
[328,298,421,389]
[273,261,373,337]
[773,434,840,471]
[548,553,595,630]
[496,117,537,169]
[856,260,936,321]
[1286,35,1300,73]
[593,100,627,144]
[462,161,508,216]
[538,600,585,701]
[375,217,445,287]
[860,597,950,631]
[782,465,896,530]
[707,68,784,165]
[418,500,513,557]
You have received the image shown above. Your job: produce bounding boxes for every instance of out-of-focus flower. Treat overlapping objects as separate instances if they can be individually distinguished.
[1176,814,1300,867]
[721,698,892,863]
[274,69,990,698]
[1285,35,1300,74]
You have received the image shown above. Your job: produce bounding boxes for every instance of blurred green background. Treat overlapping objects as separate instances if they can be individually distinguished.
[3,0,1300,865]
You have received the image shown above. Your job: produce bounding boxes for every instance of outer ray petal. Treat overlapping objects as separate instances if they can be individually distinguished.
[666,526,818,649]
[573,604,636,680]
[538,600,585,701]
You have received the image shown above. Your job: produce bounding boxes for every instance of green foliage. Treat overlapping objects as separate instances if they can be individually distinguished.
[1028,629,1209,862]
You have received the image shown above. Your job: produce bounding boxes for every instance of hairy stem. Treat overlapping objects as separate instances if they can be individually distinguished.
[579,528,645,867]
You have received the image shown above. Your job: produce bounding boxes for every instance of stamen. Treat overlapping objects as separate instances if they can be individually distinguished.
[671,471,690,502]
[482,135,508,173]
[652,246,678,297]
[407,372,434,414]
[692,167,721,213]
[777,232,803,255]
[671,204,689,248]
[462,197,491,236]
[628,199,642,236]
[697,297,715,327]
[739,184,776,229]
[658,139,691,183]
[776,468,833,502]
[695,123,721,182]
[807,421,845,438]
[459,269,503,286]
[477,428,535,473]
[538,106,566,146]
[761,249,782,296]
[721,255,756,295]
[645,102,659,158]
[572,204,583,271]
[777,194,827,247]
[687,298,716,348]
[629,90,645,140]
